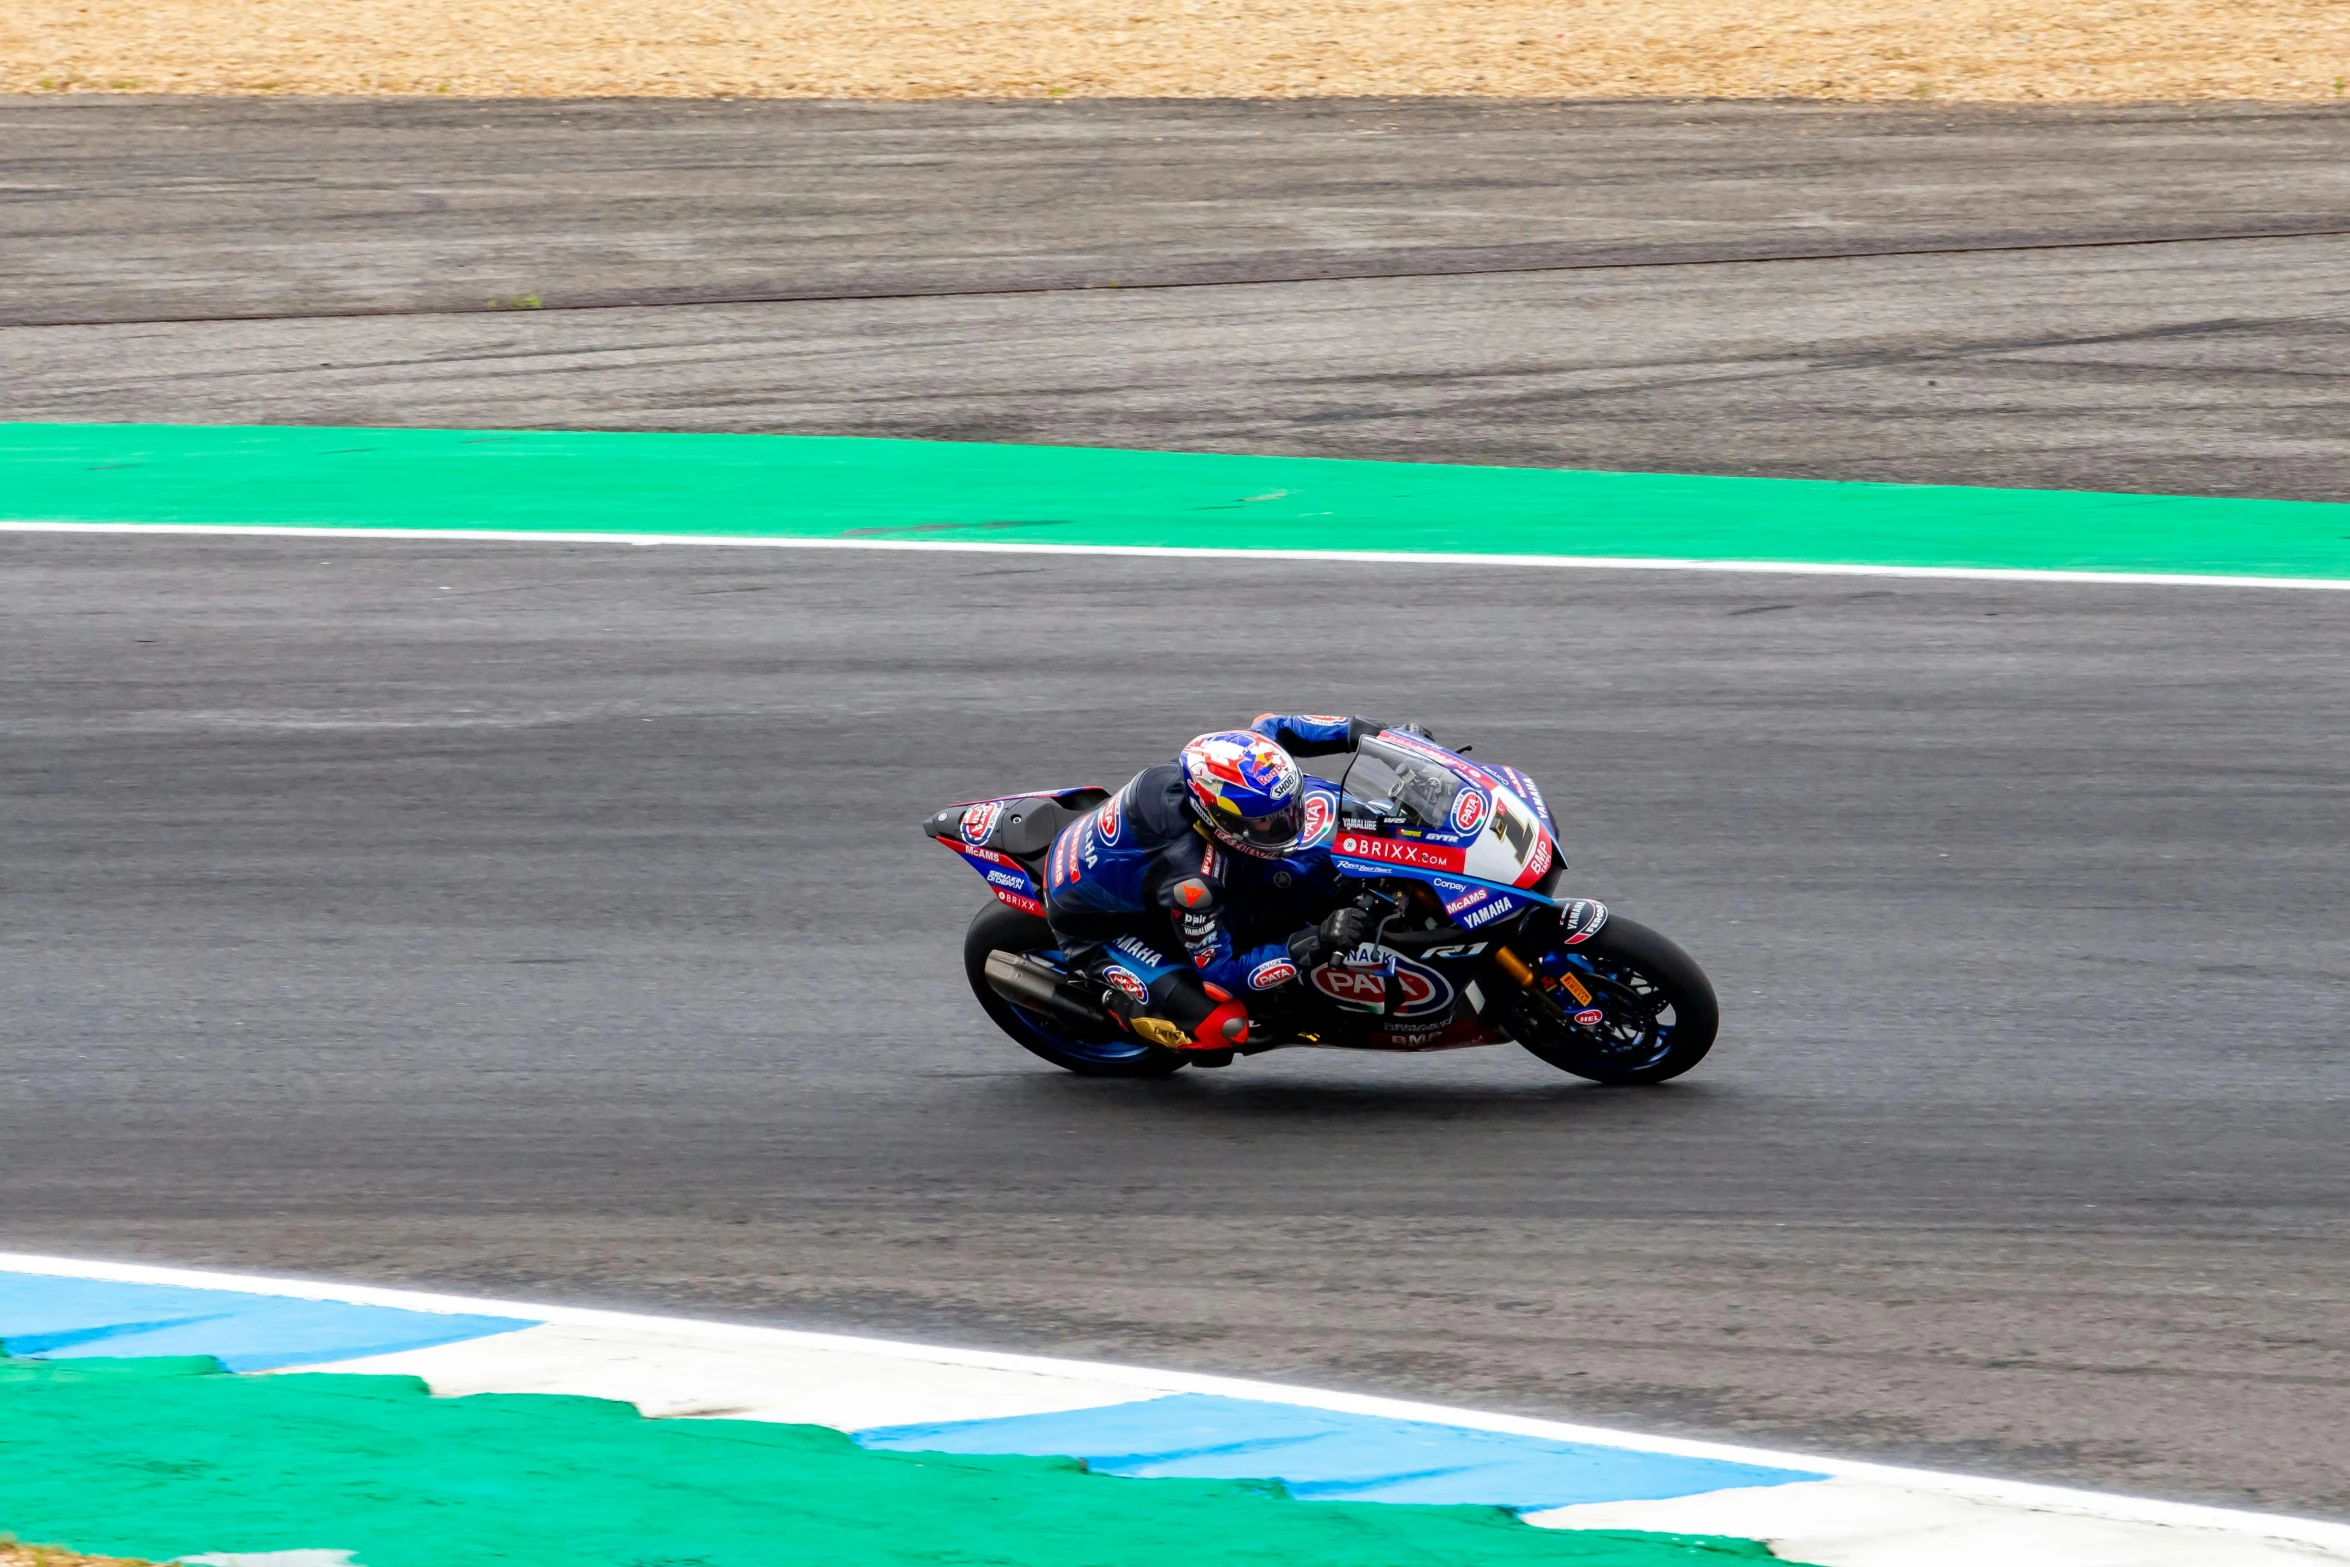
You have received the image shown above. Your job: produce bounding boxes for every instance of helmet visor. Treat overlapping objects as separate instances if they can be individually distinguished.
[1232,800,1301,850]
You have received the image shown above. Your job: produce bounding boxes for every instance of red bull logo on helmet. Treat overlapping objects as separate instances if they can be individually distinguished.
[1183,731,1298,806]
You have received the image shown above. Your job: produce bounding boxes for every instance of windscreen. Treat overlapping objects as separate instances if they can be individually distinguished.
[1337,735,1468,832]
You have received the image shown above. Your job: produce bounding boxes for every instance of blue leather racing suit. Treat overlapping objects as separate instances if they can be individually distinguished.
[1042,715,1373,1049]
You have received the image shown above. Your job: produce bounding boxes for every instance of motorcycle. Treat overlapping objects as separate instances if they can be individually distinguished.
[923,729,1717,1084]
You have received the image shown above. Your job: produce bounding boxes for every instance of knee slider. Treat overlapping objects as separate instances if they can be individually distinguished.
[1193,999,1249,1049]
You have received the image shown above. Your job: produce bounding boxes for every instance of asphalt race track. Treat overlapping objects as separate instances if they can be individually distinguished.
[3,98,2348,1517]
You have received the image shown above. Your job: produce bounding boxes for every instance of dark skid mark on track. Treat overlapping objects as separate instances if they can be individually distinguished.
[10,224,2350,331]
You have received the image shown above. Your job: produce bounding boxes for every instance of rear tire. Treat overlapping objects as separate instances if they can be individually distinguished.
[962,903,1188,1078]
[1508,914,1718,1085]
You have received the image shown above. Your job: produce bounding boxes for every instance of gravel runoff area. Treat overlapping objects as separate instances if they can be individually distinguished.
[0,1548,148,1567]
[4,0,2348,102]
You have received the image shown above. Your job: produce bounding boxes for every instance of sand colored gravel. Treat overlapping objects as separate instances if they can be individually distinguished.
[0,1545,154,1567]
[4,0,2347,102]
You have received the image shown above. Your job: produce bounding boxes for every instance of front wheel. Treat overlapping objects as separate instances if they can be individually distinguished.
[1506,914,1718,1085]
[961,903,1188,1078]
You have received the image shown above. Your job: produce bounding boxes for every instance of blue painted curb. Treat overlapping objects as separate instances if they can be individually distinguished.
[0,1273,535,1372]
[858,1392,1823,1508]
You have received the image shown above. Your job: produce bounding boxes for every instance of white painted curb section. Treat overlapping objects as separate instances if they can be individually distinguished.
[4,1252,2345,1567]
[4,520,2349,592]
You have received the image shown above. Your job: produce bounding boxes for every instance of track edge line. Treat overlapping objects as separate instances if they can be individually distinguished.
[2,520,2345,591]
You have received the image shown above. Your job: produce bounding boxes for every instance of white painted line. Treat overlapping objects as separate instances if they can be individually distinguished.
[5,1250,2346,1554]
[2,520,2346,592]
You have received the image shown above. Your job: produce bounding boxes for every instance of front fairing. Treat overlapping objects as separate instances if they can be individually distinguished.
[1329,732,1561,929]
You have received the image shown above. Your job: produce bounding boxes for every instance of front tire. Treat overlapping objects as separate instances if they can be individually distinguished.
[961,903,1187,1078]
[1507,914,1718,1085]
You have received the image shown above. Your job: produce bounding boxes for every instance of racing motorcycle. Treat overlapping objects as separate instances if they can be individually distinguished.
[923,729,1717,1084]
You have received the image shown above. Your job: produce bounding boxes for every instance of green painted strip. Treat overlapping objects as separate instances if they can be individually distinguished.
[0,1356,1791,1567]
[6,422,2348,580]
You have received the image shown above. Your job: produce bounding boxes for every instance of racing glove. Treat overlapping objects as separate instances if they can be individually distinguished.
[1288,905,1373,967]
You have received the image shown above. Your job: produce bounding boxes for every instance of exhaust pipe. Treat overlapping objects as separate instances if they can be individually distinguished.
[985,950,1113,1034]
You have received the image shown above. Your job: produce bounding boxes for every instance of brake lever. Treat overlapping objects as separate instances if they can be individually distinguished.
[1357,887,1409,948]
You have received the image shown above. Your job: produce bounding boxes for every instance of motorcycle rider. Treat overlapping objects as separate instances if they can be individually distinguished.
[1042,713,1409,1059]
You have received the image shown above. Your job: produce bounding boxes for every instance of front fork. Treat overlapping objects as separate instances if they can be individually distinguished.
[1492,945,1599,1031]
[1490,897,1612,1026]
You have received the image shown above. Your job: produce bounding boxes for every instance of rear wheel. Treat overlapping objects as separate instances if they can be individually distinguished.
[962,903,1188,1078]
[1507,915,1718,1085]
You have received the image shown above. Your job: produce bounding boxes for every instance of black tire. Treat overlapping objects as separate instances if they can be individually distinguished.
[961,903,1188,1078]
[1507,914,1718,1085]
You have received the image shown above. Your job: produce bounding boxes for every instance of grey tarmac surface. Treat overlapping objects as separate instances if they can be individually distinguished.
[2,97,2348,1517]
[4,96,2350,497]
[5,539,2348,1515]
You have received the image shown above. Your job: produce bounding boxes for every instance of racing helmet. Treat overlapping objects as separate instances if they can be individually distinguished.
[1179,730,1304,859]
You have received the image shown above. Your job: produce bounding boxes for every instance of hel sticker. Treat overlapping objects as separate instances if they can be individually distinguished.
[1248,958,1299,990]
[960,800,1003,844]
[1103,966,1149,1003]
[1573,1007,1606,1026]
[1449,789,1488,835]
